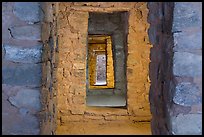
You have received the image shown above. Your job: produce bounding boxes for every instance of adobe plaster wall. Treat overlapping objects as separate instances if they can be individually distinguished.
[56,2,152,134]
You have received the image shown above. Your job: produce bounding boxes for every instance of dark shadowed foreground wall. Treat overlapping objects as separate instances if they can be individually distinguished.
[148,2,175,135]
[39,2,59,135]
[148,2,202,135]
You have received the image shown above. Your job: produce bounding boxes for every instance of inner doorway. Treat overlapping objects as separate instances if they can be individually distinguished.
[86,12,129,107]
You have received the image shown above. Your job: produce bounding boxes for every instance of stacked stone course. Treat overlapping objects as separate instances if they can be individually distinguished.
[2,2,43,135]
[148,2,202,135]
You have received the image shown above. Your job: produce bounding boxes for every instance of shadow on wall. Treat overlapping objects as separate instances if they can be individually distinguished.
[147,2,175,135]
[148,2,202,135]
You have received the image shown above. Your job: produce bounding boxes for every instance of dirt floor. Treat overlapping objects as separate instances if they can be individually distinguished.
[56,121,151,135]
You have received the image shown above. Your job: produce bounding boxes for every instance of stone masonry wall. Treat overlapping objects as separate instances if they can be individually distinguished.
[39,2,59,135]
[56,2,152,134]
[148,2,202,135]
[2,2,43,135]
[170,2,202,135]
[148,2,175,135]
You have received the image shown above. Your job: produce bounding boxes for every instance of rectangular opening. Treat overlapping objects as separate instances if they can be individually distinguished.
[95,54,107,86]
[88,35,114,89]
[86,12,129,107]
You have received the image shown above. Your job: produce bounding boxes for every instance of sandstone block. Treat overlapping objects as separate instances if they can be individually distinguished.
[4,44,42,63]
[8,88,41,111]
[10,25,41,40]
[172,2,202,32]
[70,105,85,115]
[13,2,41,23]
[84,115,104,120]
[61,115,83,123]
[104,115,117,121]
[72,95,85,105]
[73,63,85,70]
[173,82,201,106]
[19,108,29,116]
[171,114,202,135]
[2,63,42,86]
[173,52,202,77]
[173,30,202,51]
[2,112,40,135]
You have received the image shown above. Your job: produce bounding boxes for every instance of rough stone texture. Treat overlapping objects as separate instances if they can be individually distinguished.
[56,2,152,135]
[2,85,40,135]
[13,2,41,23]
[4,44,42,63]
[2,63,42,87]
[2,44,6,59]
[10,25,41,40]
[173,82,201,106]
[172,2,202,32]
[2,113,40,135]
[149,2,202,135]
[171,114,202,135]
[39,2,59,135]
[173,52,202,77]
[19,108,29,116]
[148,2,175,135]
[8,89,41,111]
[173,30,202,52]
[2,2,42,135]
[171,2,202,135]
